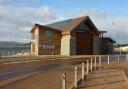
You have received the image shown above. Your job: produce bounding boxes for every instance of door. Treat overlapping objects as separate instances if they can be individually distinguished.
[76,32,93,55]
[32,43,35,52]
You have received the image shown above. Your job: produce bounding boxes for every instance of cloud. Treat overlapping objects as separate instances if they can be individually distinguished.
[0,4,128,44]
[73,8,128,43]
[0,5,61,42]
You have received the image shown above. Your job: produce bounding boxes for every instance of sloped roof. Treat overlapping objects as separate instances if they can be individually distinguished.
[46,16,88,32]
[31,16,99,34]
[101,37,116,43]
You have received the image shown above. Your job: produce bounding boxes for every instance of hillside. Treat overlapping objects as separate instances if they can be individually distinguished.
[0,41,30,47]
[114,43,128,48]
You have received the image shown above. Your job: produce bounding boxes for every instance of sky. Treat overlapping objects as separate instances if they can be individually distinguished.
[0,0,128,43]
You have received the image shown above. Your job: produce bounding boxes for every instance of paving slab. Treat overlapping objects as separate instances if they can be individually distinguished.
[78,68,128,89]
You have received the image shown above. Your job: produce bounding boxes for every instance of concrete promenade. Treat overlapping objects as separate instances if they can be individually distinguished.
[0,55,128,89]
[0,64,82,89]
[78,66,128,89]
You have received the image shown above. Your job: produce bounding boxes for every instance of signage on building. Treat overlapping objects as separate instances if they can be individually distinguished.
[42,44,54,49]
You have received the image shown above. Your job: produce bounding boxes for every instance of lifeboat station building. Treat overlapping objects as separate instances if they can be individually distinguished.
[30,16,115,56]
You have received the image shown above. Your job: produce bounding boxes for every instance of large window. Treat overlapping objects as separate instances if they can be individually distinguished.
[77,24,90,32]
[45,30,53,39]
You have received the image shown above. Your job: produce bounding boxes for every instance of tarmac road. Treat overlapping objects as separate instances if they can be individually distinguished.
[0,55,126,81]
[0,59,87,80]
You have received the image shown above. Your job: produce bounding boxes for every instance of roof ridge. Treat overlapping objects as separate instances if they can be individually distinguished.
[46,19,72,26]
[46,16,88,26]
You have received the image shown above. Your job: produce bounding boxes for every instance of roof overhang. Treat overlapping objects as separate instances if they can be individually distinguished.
[72,16,100,36]
[30,24,62,33]
[101,37,116,43]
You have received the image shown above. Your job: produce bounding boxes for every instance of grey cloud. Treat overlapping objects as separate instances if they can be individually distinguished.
[0,5,60,42]
[73,8,128,44]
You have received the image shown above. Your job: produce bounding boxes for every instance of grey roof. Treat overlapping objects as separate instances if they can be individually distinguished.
[46,16,88,32]
[31,16,99,34]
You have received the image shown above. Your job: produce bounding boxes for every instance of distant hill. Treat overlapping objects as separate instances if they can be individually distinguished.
[0,41,30,47]
[114,43,128,48]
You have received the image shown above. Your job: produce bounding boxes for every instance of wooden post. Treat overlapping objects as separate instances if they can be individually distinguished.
[62,73,66,89]
[108,55,110,64]
[126,54,128,62]
[1,51,3,57]
[86,60,89,74]
[74,67,78,88]
[99,56,101,70]
[94,57,97,70]
[117,55,120,63]
[82,62,84,81]
[90,58,93,71]
[2,51,4,57]
[8,51,9,56]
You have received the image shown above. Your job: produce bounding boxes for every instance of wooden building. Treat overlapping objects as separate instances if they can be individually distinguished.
[100,37,116,54]
[30,16,115,55]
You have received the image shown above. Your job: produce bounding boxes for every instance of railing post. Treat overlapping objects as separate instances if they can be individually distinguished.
[117,55,120,63]
[82,62,85,81]
[62,73,66,89]
[108,55,110,64]
[86,60,89,74]
[99,56,101,70]
[74,67,78,88]
[90,58,93,71]
[94,57,97,70]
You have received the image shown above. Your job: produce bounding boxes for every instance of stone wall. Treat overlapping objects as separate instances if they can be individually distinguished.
[61,35,76,55]
[31,27,39,56]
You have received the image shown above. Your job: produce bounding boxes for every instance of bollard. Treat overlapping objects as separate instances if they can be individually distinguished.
[74,67,78,88]
[90,58,93,71]
[117,55,120,63]
[2,52,3,57]
[8,51,9,56]
[126,54,128,62]
[86,60,89,74]
[82,62,85,81]
[99,56,101,70]
[108,55,110,64]
[62,73,66,89]
[13,51,15,56]
[94,57,97,70]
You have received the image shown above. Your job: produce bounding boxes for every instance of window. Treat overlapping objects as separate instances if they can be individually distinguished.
[45,30,53,39]
[77,24,90,32]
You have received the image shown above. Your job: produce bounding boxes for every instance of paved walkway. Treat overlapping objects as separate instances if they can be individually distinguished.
[78,68,128,89]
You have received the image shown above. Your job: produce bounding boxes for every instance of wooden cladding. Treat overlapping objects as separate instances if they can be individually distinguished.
[76,32,93,55]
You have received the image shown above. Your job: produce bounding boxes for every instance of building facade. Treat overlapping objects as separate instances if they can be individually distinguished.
[100,37,116,54]
[30,16,115,56]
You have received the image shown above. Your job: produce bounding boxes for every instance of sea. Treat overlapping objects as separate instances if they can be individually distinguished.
[0,46,31,56]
